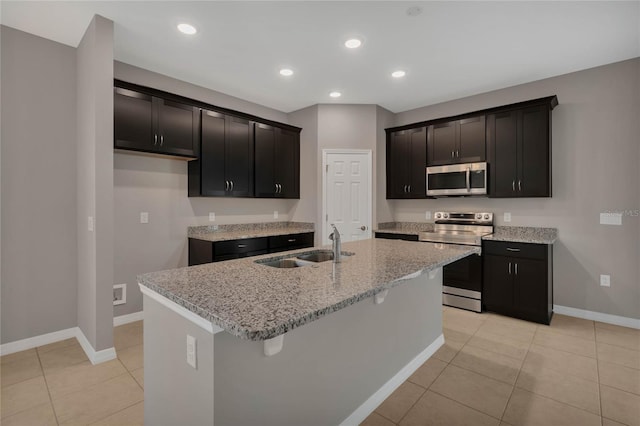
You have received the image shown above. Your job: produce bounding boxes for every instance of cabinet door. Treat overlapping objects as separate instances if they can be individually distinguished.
[519,105,550,197]
[408,127,427,198]
[458,115,486,163]
[513,258,548,321]
[114,88,155,152]
[387,130,411,198]
[488,110,518,197]
[275,128,300,198]
[157,98,198,157]
[254,123,277,197]
[226,116,253,197]
[200,110,227,196]
[428,122,457,166]
[483,254,514,313]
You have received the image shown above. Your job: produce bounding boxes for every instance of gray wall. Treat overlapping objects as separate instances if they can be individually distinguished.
[0,26,78,344]
[113,62,299,316]
[392,58,640,319]
[76,15,114,351]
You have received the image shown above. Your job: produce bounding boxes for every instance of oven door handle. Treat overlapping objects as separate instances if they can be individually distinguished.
[465,167,471,192]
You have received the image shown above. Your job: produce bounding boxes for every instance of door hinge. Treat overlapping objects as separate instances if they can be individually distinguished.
[326,164,328,172]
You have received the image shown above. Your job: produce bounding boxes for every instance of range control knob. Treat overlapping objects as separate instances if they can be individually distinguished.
[484,214,490,220]
[443,213,449,219]
[476,213,482,220]
[435,213,442,219]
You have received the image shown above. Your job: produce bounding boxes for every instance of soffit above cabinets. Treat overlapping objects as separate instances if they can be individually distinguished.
[2,1,638,113]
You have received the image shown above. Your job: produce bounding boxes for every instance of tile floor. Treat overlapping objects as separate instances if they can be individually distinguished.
[1,309,639,425]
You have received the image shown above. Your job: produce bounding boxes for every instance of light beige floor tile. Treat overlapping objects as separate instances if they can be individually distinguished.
[38,342,88,373]
[442,310,485,335]
[433,338,465,363]
[37,338,79,354]
[53,373,143,425]
[467,329,530,361]
[602,418,628,426]
[485,314,538,332]
[596,321,640,336]
[91,401,144,426]
[596,326,640,352]
[598,341,640,370]
[533,328,596,358]
[430,364,512,419]
[451,344,523,385]
[477,320,535,343]
[113,321,144,352]
[503,388,601,426]
[0,375,51,419]
[443,328,472,345]
[516,364,600,414]
[399,390,499,426]
[408,357,447,389]
[375,381,425,423]
[0,402,57,426]
[547,314,595,341]
[117,344,143,372]
[0,350,43,388]
[600,384,640,426]
[599,359,640,395]
[130,367,144,389]
[360,411,396,426]
[523,343,598,382]
[1,348,38,365]
[45,359,127,398]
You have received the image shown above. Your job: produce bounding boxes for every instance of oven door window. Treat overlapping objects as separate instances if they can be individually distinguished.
[428,171,466,190]
[443,254,482,292]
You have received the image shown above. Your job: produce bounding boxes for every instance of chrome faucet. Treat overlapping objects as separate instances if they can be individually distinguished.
[329,224,342,263]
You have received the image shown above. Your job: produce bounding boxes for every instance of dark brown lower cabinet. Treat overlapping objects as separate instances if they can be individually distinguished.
[188,232,314,266]
[483,240,553,324]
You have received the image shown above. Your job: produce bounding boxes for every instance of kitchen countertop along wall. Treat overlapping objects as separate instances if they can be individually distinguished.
[188,221,314,242]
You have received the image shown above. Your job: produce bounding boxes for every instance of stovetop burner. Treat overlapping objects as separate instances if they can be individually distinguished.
[419,212,494,246]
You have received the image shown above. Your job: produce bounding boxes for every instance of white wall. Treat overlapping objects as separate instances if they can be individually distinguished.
[392,58,640,320]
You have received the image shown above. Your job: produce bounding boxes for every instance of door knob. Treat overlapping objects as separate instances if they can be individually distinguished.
[360,226,367,231]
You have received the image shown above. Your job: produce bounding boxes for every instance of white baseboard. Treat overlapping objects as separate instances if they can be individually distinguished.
[339,334,445,426]
[555,305,640,330]
[113,311,144,326]
[0,327,77,356]
[1,327,117,365]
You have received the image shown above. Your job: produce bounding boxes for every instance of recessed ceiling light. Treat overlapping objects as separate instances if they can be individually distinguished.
[177,23,197,35]
[391,70,406,78]
[279,68,294,76]
[329,91,342,98]
[344,38,362,49]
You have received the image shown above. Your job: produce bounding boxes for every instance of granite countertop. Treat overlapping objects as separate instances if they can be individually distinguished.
[374,222,434,236]
[138,239,479,341]
[482,226,558,244]
[188,221,314,242]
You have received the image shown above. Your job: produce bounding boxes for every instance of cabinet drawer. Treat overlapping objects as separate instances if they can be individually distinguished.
[215,237,268,256]
[483,240,547,260]
[269,232,314,250]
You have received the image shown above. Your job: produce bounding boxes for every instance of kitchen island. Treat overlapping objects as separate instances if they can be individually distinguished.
[138,238,479,426]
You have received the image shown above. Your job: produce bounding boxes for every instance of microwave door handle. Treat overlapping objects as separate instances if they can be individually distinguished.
[466,167,470,192]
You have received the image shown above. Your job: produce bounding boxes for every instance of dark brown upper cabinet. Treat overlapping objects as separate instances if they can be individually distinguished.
[254,123,300,199]
[427,115,485,166]
[487,97,557,198]
[386,127,427,199]
[188,110,253,197]
[114,86,199,159]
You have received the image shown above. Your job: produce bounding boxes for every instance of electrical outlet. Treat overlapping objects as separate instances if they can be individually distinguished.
[113,284,127,305]
[88,216,94,232]
[504,212,512,222]
[274,211,279,219]
[140,212,149,224]
[209,212,216,222]
[186,335,197,369]
[213,224,219,230]
[600,275,611,287]
[425,211,432,220]
[600,213,622,226]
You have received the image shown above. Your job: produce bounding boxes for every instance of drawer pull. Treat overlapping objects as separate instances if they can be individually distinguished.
[237,244,247,248]
[506,248,521,252]
[287,239,296,242]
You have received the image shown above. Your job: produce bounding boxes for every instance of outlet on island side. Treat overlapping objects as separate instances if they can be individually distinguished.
[600,275,611,287]
[274,211,279,219]
[209,212,216,222]
[187,334,197,369]
[140,212,149,224]
[504,212,512,222]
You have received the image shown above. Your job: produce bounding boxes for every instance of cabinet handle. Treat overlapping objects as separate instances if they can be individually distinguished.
[408,185,411,193]
[456,150,460,157]
[154,134,158,146]
[512,180,515,191]
[160,135,164,146]
[230,180,234,191]
[278,183,282,193]
[515,263,518,275]
[287,239,296,242]
[237,244,247,248]
[275,183,278,193]
[508,262,512,275]
[518,180,522,191]
[225,181,229,191]
[451,151,455,158]
[506,248,521,252]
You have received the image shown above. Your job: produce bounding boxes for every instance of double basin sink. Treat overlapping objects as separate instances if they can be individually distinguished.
[256,250,353,268]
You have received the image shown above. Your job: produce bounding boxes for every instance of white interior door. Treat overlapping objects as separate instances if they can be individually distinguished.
[323,150,372,245]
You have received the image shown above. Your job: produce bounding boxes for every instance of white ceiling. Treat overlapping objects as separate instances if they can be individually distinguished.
[2,1,639,113]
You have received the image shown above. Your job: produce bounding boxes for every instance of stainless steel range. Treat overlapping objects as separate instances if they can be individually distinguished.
[419,212,494,312]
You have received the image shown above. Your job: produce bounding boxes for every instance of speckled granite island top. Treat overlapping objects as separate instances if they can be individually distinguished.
[483,226,558,244]
[138,239,479,341]
[188,221,314,242]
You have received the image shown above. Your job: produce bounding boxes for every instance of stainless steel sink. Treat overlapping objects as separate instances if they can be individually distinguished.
[258,259,312,268]
[296,250,353,263]
[256,250,354,268]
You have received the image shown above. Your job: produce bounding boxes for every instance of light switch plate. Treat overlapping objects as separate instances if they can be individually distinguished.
[140,212,149,224]
[600,213,622,226]
[425,211,432,220]
[504,212,512,222]
[186,335,197,369]
[209,212,216,222]
[600,275,611,287]
[274,211,279,219]
[88,216,94,232]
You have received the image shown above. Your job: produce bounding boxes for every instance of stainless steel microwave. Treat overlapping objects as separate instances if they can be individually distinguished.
[426,162,488,197]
